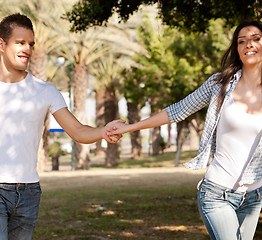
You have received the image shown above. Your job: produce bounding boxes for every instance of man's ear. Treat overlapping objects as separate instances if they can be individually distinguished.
[0,38,5,52]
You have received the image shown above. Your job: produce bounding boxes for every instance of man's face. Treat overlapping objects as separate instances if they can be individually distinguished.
[0,26,35,72]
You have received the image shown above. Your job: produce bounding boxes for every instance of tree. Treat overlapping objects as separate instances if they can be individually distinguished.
[90,54,123,166]
[122,68,145,158]
[122,16,230,161]
[28,22,64,171]
[88,14,145,159]
[61,30,109,169]
[64,0,262,33]
[127,102,143,158]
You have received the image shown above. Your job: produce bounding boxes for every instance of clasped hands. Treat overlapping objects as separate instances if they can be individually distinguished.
[103,119,129,143]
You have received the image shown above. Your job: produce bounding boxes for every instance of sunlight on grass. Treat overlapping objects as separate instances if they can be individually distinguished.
[153,224,207,233]
[91,150,198,168]
[120,231,135,237]
[120,219,145,224]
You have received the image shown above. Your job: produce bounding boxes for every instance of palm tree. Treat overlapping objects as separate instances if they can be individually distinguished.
[94,87,106,156]
[90,54,123,166]
[61,30,110,169]
[28,25,63,172]
[127,102,142,158]
[94,21,145,160]
[24,1,68,172]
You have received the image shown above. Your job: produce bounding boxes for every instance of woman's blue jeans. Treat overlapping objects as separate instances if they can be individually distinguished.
[0,182,42,240]
[198,178,262,240]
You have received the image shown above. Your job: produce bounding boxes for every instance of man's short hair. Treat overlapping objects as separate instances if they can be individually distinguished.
[0,13,34,43]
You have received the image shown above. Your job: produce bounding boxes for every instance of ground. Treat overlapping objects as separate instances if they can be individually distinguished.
[39,167,206,191]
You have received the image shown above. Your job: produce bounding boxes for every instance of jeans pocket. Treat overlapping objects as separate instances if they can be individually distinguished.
[199,188,225,215]
[199,182,224,200]
[28,183,42,198]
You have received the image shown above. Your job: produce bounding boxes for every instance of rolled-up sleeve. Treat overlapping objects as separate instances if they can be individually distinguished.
[165,73,220,123]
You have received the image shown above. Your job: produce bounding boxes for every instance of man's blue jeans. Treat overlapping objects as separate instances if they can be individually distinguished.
[0,182,42,240]
[198,178,262,240]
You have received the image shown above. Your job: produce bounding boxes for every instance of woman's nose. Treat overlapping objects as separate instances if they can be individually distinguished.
[246,39,254,48]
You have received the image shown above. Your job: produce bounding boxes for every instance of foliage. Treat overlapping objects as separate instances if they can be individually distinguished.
[123,17,230,112]
[64,0,262,32]
[90,53,123,91]
[48,141,67,158]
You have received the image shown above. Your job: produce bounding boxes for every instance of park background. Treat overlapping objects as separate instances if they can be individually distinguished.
[1,0,262,239]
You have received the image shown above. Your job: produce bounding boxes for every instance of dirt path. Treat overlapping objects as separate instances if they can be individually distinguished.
[39,167,206,191]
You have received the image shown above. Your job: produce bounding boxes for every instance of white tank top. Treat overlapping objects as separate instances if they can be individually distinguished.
[205,96,262,192]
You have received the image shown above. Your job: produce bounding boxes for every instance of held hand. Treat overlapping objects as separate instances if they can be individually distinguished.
[107,120,130,135]
[103,119,126,143]
[106,134,122,143]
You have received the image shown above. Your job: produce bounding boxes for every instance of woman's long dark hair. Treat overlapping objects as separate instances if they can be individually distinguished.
[216,20,262,111]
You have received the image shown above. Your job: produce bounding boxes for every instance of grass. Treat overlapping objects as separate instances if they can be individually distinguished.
[91,150,198,169]
[34,184,208,240]
[34,150,262,239]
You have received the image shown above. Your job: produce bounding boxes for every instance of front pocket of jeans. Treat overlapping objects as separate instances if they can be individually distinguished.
[200,186,224,200]
[199,188,225,214]
[28,184,42,198]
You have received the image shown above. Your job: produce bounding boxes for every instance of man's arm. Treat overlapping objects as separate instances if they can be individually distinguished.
[53,107,123,144]
[108,110,170,135]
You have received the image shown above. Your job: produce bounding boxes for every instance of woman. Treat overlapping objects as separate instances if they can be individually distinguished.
[109,21,262,240]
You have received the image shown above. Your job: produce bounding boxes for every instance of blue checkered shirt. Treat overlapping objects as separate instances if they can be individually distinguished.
[165,70,262,185]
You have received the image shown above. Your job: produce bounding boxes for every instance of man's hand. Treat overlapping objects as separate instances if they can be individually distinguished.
[103,119,126,143]
[106,119,130,136]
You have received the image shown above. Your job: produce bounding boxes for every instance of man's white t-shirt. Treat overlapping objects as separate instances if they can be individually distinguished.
[0,73,67,183]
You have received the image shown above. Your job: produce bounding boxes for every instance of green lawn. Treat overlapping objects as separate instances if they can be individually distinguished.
[34,150,262,239]
[35,184,208,239]
[91,150,198,169]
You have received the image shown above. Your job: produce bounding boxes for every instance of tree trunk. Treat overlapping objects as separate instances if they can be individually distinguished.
[189,119,199,150]
[150,98,162,155]
[174,121,185,167]
[127,102,142,159]
[95,89,106,156]
[29,49,46,80]
[73,64,90,169]
[28,49,49,172]
[104,85,119,167]
[52,156,59,171]
[152,126,162,155]
[166,123,172,148]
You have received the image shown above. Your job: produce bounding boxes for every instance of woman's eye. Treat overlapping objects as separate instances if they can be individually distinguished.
[254,37,261,41]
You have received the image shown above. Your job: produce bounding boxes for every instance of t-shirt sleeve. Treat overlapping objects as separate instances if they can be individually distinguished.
[47,83,68,114]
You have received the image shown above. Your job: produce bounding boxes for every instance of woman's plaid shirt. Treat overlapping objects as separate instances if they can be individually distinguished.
[165,70,262,185]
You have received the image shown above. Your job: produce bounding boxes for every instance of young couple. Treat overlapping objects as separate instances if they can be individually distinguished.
[1,13,261,240]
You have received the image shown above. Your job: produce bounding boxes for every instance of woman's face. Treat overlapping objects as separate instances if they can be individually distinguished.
[237,26,262,67]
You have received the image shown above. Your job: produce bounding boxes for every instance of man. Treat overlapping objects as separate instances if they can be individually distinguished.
[0,13,122,240]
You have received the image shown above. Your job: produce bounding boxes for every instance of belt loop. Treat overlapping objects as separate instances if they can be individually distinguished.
[223,191,228,200]
[197,178,204,190]
[256,189,261,200]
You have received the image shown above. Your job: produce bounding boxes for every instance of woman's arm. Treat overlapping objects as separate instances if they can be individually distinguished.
[109,73,220,135]
[109,110,170,135]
